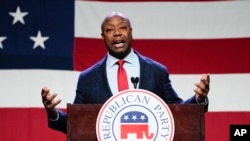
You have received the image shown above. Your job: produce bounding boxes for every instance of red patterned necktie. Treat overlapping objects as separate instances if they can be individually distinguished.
[117,60,129,91]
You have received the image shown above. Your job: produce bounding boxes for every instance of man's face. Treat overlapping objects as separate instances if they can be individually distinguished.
[101,15,132,59]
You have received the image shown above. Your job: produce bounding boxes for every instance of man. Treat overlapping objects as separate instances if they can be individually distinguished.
[41,12,210,133]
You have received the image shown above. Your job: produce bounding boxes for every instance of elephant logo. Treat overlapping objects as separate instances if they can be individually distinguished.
[120,111,154,139]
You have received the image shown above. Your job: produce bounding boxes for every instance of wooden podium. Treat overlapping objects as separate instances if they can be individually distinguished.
[67,104,205,141]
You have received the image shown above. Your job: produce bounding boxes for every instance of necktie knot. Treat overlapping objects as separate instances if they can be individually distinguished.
[117,60,125,66]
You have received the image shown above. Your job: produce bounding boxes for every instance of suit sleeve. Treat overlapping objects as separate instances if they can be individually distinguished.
[48,109,67,133]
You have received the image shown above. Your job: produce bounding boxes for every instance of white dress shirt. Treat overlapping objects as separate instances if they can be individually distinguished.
[106,49,140,95]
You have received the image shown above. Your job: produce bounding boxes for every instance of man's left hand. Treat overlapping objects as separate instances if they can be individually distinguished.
[194,73,210,103]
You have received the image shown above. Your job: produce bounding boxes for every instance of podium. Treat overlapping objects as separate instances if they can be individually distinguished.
[67,104,205,141]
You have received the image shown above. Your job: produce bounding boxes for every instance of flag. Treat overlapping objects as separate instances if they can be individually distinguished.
[0,0,75,140]
[0,0,250,141]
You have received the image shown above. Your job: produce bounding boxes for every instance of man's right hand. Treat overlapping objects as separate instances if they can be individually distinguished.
[41,86,62,120]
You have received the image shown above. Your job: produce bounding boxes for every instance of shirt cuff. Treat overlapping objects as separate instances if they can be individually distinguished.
[196,97,208,105]
[49,109,59,121]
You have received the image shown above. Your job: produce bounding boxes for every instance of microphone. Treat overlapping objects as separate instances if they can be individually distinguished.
[131,77,139,89]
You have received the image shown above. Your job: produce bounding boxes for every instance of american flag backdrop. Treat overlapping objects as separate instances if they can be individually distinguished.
[0,0,250,140]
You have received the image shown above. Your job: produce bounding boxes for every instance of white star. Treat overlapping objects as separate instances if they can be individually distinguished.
[9,6,28,25]
[123,115,129,121]
[30,30,49,49]
[140,115,146,121]
[132,115,137,121]
[0,36,7,49]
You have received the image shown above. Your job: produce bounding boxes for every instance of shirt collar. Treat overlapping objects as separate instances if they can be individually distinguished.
[106,49,137,68]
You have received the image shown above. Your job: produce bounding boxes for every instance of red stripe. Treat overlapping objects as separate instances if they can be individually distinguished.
[0,108,66,141]
[205,112,250,141]
[74,38,250,74]
[1,108,249,141]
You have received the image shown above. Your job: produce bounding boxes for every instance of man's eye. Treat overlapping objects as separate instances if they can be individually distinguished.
[105,28,113,32]
[120,26,127,30]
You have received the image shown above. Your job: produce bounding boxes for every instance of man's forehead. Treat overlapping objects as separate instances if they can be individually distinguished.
[101,12,131,30]
[102,15,130,27]
[104,16,128,24]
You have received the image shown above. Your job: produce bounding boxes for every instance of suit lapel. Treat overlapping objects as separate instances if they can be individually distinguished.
[135,52,149,90]
[94,56,113,97]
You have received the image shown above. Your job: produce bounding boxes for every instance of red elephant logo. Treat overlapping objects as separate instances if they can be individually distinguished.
[120,111,154,139]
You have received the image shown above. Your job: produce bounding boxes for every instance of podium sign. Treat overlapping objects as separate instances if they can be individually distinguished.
[67,90,205,141]
[96,89,175,141]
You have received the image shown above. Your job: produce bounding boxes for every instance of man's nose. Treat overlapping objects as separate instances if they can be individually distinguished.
[114,28,122,36]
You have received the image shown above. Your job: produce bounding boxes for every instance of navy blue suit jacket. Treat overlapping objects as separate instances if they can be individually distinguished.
[48,51,207,133]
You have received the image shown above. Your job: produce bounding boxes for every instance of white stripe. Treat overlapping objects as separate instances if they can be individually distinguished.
[1,70,250,111]
[0,70,79,108]
[170,73,250,111]
[75,0,250,39]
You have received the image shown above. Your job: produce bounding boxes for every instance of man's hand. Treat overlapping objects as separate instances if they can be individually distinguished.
[41,86,61,119]
[194,73,210,103]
